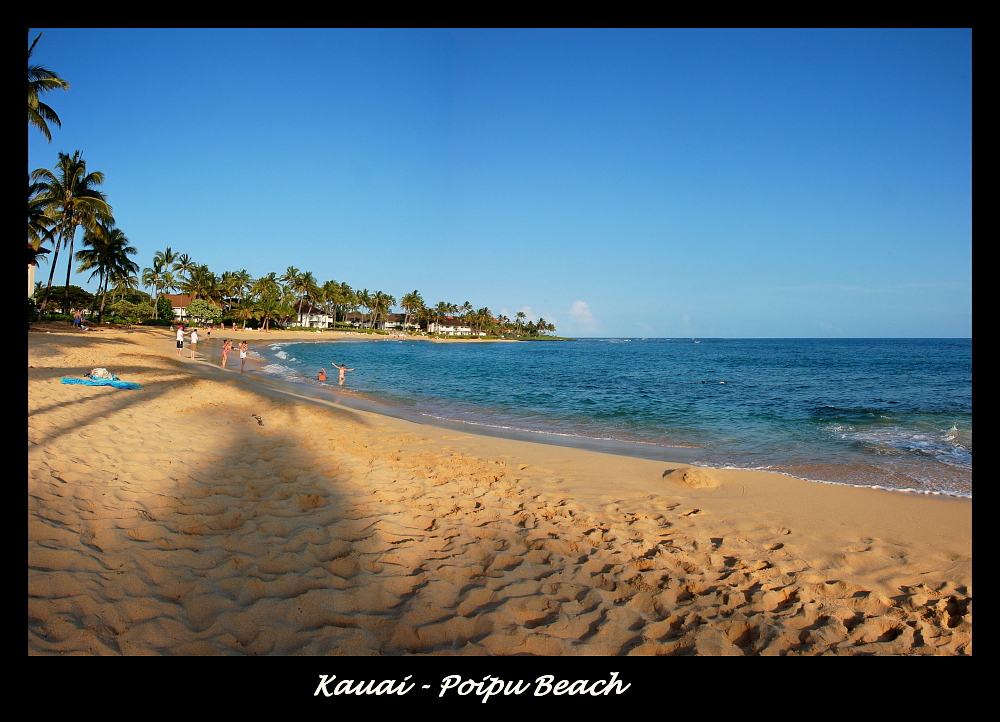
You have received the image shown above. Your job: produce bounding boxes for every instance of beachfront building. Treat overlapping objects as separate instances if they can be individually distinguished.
[382,313,420,333]
[288,303,335,329]
[427,317,474,336]
[343,311,418,332]
[162,293,225,322]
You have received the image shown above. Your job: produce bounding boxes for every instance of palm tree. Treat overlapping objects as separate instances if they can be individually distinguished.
[77,222,138,320]
[254,294,287,333]
[292,270,318,326]
[28,176,57,252]
[371,291,396,330]
[515,311,527,337]
[229,269,254,305]
[231,300,255,330]
[474,307,494,336]
[172,253,196,281]
[153,247,178,273]
[107,273,141,304]
[339,282,357,325]
[28,30,69,143]
[30,151,113,316]
[251,272,280,304]
[401,290,424,333]
[319,280,339,326]
[179,264,218,301]
[141,260,176,319]
[433,301,455,333]
[357,289,373,329]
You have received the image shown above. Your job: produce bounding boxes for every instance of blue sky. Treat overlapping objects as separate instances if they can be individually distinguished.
[28,28,971,337]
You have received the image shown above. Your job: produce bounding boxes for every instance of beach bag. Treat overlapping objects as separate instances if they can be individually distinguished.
[87,367,117,380]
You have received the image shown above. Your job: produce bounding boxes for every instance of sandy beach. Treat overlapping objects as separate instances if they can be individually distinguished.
[28,324,971,655]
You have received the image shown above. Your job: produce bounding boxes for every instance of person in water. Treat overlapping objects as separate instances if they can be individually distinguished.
[318,368,327,382]
[332,363,354,385]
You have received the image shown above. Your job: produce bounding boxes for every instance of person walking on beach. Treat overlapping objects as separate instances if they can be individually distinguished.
[189,328,199,359]
[239,341,249,374]
[176,324,187,355]
[332,363,354,385]
[221,339,231,369]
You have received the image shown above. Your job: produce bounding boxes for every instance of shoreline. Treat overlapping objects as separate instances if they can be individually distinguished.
[219,330,972,500]
[28,324,972,655]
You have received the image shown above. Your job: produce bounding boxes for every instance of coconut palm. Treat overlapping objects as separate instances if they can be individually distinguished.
[474,307,494,336]
[356,289,373,329]
[153,247,178,273]
[319,280,339,325]
[340,283,357,325]
[30,151,113,316]
[179,264,218,301]
[291,270,319,326]
[231,300,255,330]
[229,269,253,304]
[371,291,396,330]
[28,30,69,142]
[431,301,451,335]
[515,311,527,336]
[28,176,57,252]
[251,272,280,303]
[107,272,141,304]
[142,260,177,319]
[172,253,196,281]
[77,222,138,320]
[400,290,424,333]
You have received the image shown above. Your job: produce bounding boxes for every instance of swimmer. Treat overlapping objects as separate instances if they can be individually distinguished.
[331,363,354,385]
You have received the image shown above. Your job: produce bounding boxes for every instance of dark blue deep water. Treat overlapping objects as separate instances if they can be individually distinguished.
[252,338,971,496]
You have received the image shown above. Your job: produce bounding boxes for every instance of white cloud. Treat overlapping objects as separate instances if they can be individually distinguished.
[567,300,599,334]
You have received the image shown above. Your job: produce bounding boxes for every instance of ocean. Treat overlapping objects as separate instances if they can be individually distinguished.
[247,337,971,497]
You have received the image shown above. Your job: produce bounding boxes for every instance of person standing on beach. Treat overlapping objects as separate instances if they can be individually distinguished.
[332,363,354,385]
[189,328,199,359]
[221,339,231,368]
[73,308,82,330]
[239,341,249,374]
[176,324,187,355]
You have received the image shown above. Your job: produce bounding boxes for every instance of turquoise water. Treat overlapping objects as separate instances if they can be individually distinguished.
[250,337,972,497]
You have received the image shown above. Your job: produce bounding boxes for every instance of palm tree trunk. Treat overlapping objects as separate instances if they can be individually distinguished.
[38,243,61,319]
[62,231,76,315]
[98,272,108,321]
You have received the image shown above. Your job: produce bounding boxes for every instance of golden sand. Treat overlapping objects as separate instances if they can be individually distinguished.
[28,324,971,655]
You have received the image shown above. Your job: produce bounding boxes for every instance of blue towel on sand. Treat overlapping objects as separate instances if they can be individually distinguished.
[61,378,142,390]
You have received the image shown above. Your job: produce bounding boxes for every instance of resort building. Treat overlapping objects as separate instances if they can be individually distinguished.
[287,303,335,329]
[161,294,226,322]
[427,317,475,336]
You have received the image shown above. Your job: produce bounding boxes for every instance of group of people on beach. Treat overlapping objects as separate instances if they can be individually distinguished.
[175,324,248,373]
[174,324,355,382]
[220,338,249,373]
